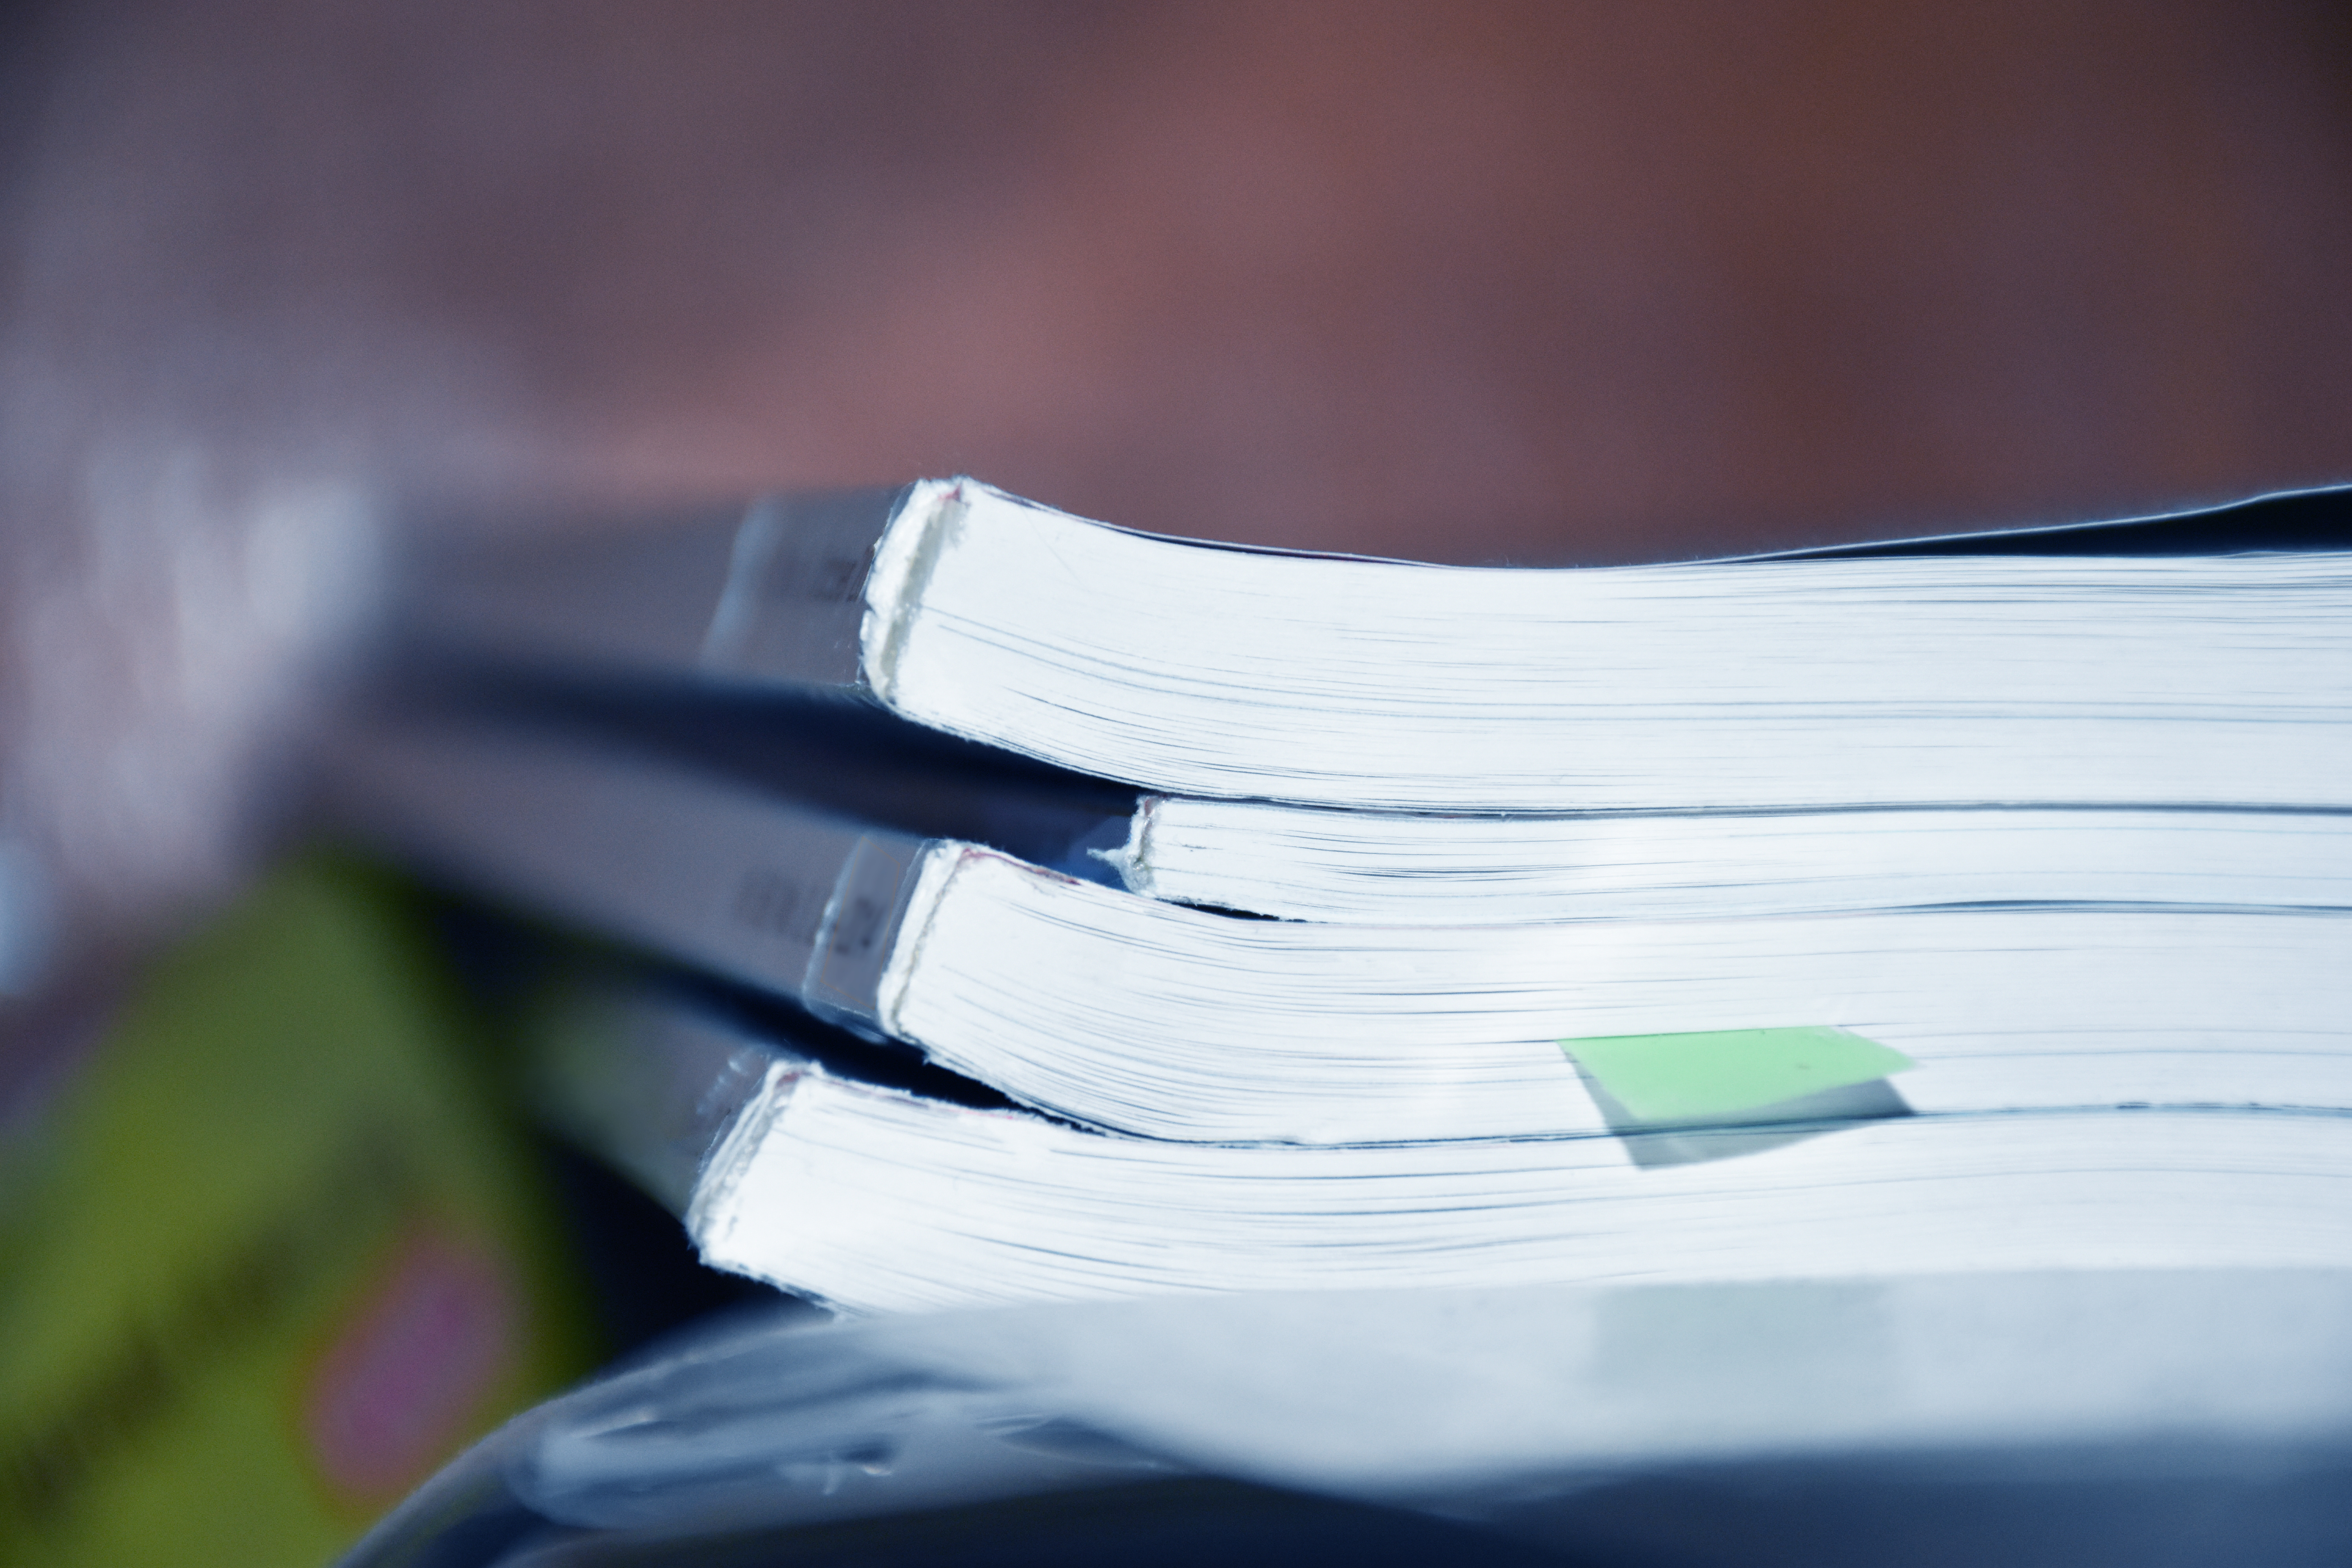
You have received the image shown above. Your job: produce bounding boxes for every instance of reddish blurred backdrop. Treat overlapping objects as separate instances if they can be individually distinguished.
[2,0,2350,958]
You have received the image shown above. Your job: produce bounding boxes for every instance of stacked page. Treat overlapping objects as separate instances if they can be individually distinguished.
[338,477,2352,1312]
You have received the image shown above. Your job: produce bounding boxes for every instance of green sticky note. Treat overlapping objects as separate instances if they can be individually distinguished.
[1560,1026,1915,1125]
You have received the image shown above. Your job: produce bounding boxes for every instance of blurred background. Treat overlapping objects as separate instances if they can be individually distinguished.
[4,5,2352,1558]
[2,0,2351,971]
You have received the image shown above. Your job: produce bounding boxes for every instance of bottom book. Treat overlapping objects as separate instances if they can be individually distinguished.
[341,1269,2352,1568]
[533,982,2352,1318]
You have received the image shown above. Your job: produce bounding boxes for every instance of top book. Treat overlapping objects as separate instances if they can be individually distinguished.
[412,479,2352,813]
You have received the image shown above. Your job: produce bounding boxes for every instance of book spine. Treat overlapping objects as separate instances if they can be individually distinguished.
[873,842,977,1042]
[859,477,963,704]
[1093,795,1162,899]
[524,980,808,1214]
[686,1060,802,1258]
[413,487,904,692]
[709,487,906,689]
[321,715,936,1034]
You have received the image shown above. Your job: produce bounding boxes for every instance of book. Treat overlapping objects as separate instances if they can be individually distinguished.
[531,980,2352,1317]
[361,649,2352,928]
[1111,795,2352,924]
[340,1263,2352,1568]
[723,1095,2352,1317]
[367,644,2352,926]
[322,708,2352,1147]
[406,478,2352,813]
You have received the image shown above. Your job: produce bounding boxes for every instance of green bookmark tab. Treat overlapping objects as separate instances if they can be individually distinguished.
[1561,1025,1915,1125]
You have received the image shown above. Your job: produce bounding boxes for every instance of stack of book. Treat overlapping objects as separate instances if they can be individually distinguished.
[328,479,2352,1316]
